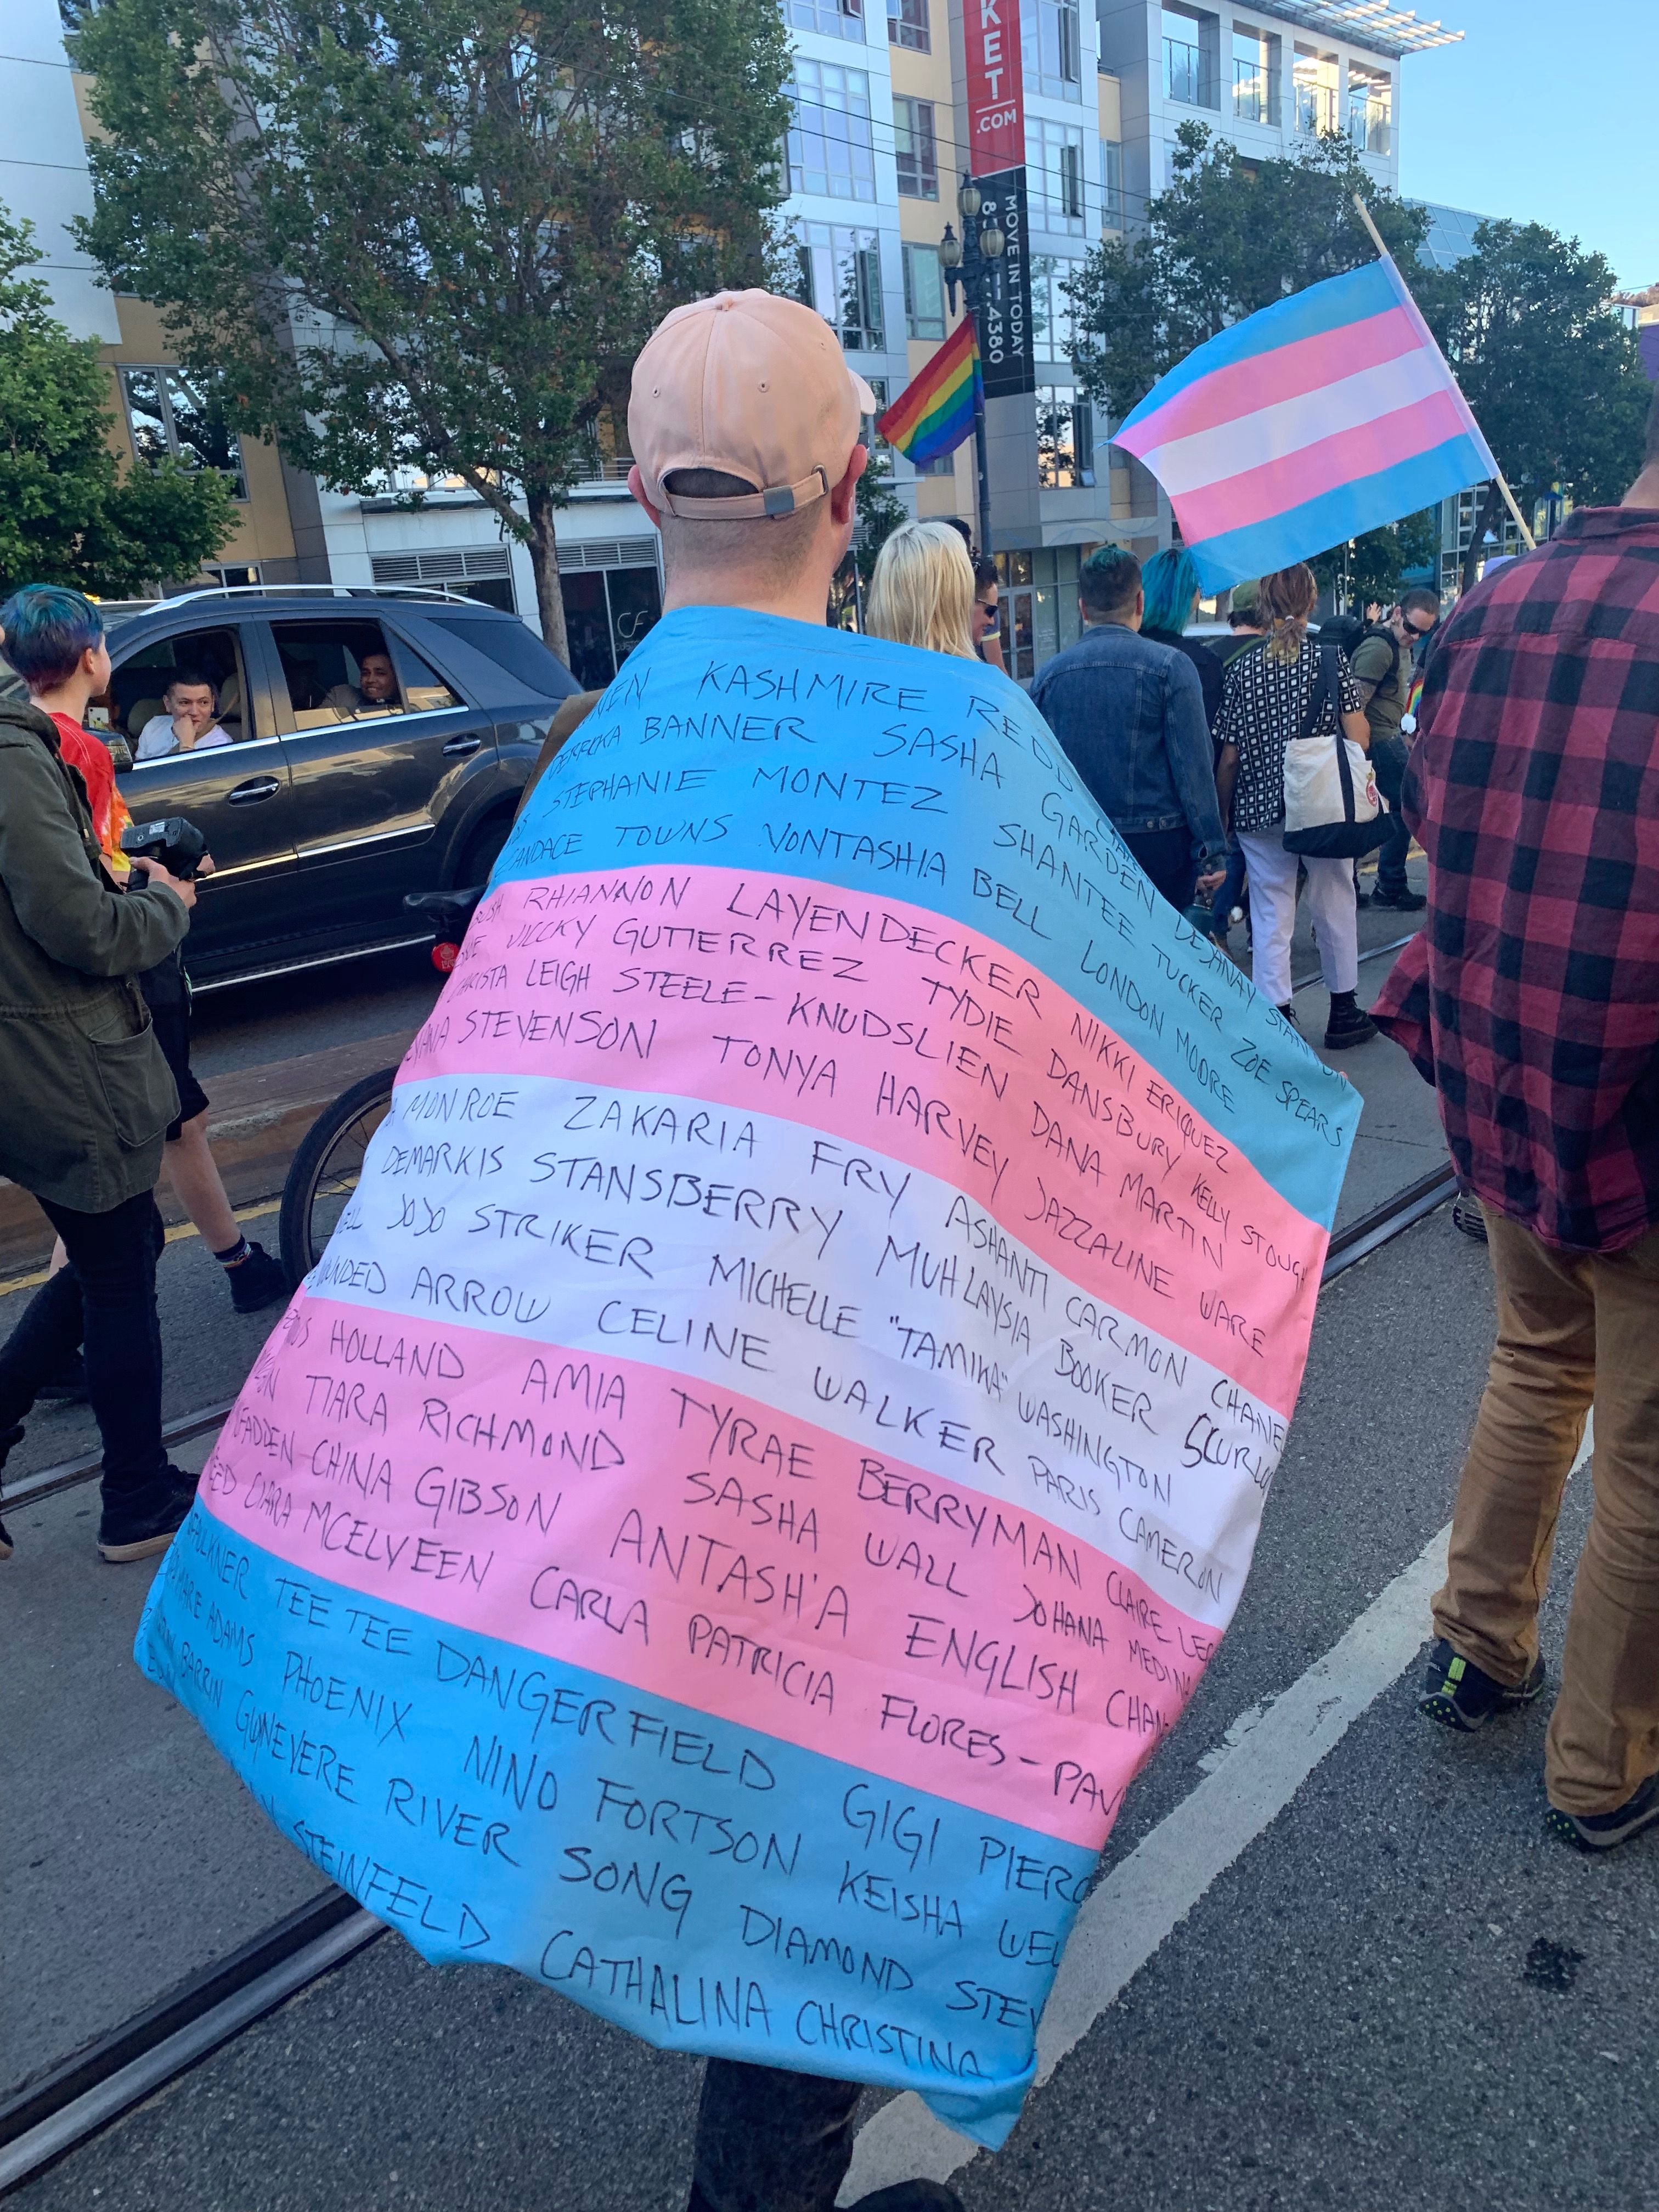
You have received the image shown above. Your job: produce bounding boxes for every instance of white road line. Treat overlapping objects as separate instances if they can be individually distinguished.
[840,1409,1596,2202]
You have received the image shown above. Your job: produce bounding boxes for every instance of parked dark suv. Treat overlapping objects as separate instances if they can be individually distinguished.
[23,585,579,989]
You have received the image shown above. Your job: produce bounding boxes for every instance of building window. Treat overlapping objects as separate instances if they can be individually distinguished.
[119,368,248,500]
[1100,137,1124,228]
[787,61,877,200]
[893,97,938,199]
[887,0,929,52]
[1026,119,1086,235]
[1023,0,1082,97]
[1036,386,1094,488]
[1293,43,1338,135]
[1231,24,1279,125]
[795,222,885,351]
[914,451,956,477]
[1030,255,1081,362]
[1162,5,1215,108]
[1347,60,1392,154]
[786,0,865,41]
[902,242,946,341]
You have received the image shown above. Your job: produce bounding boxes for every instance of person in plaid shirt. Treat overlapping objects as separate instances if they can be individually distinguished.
[1373,390,1659,1852]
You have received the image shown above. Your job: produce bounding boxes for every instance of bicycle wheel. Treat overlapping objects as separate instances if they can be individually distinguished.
[279,1066,398,1284]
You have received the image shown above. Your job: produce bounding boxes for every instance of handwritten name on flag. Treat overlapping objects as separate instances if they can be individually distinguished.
[1113,256,1497,590]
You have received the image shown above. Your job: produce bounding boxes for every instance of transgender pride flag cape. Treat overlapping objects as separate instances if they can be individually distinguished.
[1113,253,1497,591]
[136,610,1358,2147]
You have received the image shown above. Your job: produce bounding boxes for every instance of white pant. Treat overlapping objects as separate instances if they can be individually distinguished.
[1236,830,1359,1009]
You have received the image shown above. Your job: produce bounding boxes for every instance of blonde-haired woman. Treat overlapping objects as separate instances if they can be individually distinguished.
[866,521,978,659]
[1214,562,1376,1048]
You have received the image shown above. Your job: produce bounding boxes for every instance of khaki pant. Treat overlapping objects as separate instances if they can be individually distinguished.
[1434,1210,1659,1814]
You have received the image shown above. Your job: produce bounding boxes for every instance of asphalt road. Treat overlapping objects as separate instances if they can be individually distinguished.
[13,1201,1655,2212]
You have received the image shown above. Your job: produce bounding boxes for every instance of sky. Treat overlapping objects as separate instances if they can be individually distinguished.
[1398,0,1656,289]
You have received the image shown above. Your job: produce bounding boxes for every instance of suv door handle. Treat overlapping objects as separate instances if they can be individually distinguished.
[227,776,281,804]
[442,735,483,757]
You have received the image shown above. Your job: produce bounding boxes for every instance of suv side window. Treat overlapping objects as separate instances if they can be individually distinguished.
[103,626,259,766]
[272,620,460,729]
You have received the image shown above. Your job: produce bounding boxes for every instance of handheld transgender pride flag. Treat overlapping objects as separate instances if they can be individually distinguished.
[1113,252,1496,591]
[877,315,980,466]
[134,611,1359,2148]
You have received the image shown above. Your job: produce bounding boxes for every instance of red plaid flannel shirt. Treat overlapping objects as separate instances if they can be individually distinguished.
[1372,505,1659,1253]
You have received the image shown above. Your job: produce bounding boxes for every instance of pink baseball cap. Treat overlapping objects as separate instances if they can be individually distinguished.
[629,290,877,521]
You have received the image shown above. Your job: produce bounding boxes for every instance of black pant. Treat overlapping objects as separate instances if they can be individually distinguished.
[1369,733,1412,895]
[689,2061,861,2212]
[1122,825,1198,914]
[0,1190,169,1517]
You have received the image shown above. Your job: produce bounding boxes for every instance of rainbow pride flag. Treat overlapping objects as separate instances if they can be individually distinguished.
[136,612,1359,2148]
[877,315,979,466]
[1113,253,1496,591]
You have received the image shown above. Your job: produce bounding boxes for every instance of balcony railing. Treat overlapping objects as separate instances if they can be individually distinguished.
[1294,80,1338,134]
[1232,58,1279,125]
[1163,37,1216,108]
[1348,95,1392,154]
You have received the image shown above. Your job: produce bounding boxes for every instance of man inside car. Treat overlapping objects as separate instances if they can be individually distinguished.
[135,670,231,759]
[324,647,403,719]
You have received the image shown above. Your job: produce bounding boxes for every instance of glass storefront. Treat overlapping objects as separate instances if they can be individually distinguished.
[560,565,663,691]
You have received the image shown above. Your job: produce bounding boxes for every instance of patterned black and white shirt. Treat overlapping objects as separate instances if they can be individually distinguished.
[1214,634,1363,832]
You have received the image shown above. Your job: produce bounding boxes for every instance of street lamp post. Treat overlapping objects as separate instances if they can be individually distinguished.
[939,173,1004,560]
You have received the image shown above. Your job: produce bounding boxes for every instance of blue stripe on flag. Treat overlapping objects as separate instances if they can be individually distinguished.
[1120,262,1402,433]
[1183,431,1493,593]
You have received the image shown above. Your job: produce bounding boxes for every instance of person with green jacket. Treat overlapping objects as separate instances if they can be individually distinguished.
[0,586,202,1564]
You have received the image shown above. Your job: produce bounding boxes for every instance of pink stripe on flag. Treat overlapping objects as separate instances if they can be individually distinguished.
[402,869,1324,1415]
[1117,306,1423,458]
[199,1299,1218,1847]
[1171,385,1472,546]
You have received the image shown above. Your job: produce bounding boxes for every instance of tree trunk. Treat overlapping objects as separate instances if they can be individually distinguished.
[527,487,571,667]
[1460,477,1505,595]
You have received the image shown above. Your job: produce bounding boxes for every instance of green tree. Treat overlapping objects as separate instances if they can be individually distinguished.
[1414,221,1649,588]
[1311,507,1440,611]
[1068,125,1429,426]
[72,0,793,662]
[853,449,910,585]
[0,207,235,599]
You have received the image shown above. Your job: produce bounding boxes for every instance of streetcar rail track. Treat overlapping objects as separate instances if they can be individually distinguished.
[0,1143,1455,2194]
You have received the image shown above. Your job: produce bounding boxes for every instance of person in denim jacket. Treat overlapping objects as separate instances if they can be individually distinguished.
[1029,545,1226,913]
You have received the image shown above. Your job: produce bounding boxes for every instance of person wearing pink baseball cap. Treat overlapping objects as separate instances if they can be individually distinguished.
[623,290,966,2212]
[627,288,876,617]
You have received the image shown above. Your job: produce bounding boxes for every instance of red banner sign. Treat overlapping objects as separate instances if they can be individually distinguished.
[964,0,1025,174]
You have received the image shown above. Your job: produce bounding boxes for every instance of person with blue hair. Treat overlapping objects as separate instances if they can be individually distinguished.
[0,584,203,1564]
[1139,546,1224,731]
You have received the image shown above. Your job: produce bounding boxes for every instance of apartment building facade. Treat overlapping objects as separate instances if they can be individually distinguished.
[14,0,1464,680]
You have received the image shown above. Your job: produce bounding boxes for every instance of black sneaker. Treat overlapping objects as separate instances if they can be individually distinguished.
[1420,1636,1545,1732]
[37,1349,88,1402]
[1324,996,1378,1050]
[98,1465,200,1564]
[1452,1193,1489,1242]
[1276,1002,1300,1028]
[228,1242,290,1316]
[1369,885,1427,912]
[1545,1770,1659,1853]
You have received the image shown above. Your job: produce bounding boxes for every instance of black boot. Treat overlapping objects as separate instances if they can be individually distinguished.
[1323,989,1376,1049]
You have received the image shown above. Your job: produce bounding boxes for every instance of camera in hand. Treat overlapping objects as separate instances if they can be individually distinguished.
[121,815,207,882]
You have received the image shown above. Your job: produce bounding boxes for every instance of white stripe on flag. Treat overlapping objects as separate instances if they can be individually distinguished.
[1136,345,1451,498]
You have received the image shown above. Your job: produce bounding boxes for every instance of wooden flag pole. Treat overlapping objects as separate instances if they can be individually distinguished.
[1351,194,1536,552]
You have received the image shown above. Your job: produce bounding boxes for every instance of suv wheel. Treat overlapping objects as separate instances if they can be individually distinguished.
[458,810,512,890]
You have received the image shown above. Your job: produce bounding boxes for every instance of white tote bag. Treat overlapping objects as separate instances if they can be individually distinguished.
[1282,645,1388,859]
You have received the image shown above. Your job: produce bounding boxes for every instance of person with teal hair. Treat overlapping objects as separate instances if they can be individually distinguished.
[1139,545,1223,730]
